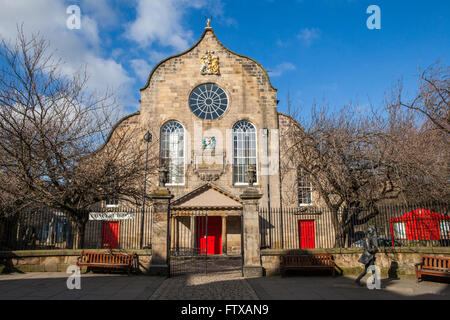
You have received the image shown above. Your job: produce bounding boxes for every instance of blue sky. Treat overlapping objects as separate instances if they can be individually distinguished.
[0,0,449,118]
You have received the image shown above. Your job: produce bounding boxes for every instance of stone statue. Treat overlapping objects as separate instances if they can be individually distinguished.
[159,165,169,187]
[355,225,379,286]
[206,18,211,28]
[247,165,257,185]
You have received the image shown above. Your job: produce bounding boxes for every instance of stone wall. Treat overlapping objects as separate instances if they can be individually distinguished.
[136,28,281,207]
[261,247,450,278]
[0,250,152,274]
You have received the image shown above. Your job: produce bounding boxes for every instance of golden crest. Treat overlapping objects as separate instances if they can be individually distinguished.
[200,51,220,75]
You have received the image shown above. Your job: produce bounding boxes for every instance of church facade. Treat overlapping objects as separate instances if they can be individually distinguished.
[107,24,320,255]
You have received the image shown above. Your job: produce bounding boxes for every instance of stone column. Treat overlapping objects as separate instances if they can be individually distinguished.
[222,216,227,255]
[240,187,263,278]
[148,188,173,276]
[190,215,196,252]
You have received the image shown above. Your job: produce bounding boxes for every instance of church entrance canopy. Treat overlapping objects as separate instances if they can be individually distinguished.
[169,184,243,277]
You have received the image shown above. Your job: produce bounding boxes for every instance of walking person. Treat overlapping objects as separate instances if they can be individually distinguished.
[355,226,379,286]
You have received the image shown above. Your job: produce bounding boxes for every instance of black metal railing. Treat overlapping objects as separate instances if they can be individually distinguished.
[259,202,450,249]
[0,206,153,251]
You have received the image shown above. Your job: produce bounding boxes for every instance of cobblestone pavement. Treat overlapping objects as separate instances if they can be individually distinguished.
[170,256,242,276]
[150,270,259,300]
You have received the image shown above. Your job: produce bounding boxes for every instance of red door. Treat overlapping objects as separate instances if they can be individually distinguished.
[299,220,315,249]
[196,217,222,255]
[102,222,119,249]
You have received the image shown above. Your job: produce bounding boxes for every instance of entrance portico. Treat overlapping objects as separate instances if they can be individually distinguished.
[170,183,243,256]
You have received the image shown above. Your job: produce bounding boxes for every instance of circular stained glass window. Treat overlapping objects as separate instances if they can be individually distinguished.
[189,83,228,120]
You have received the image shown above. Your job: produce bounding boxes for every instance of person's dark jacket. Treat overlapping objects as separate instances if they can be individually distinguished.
[358,233,379,265]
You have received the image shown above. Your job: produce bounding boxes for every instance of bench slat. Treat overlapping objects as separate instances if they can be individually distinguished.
[280,254,335,277]
[416,255,450,283]
[77,251,135,275]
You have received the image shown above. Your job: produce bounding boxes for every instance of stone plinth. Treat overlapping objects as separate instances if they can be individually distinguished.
[240,187,263,278]
[148,188,173,276]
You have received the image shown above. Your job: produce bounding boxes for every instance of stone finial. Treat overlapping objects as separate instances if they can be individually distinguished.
[206,18,211,28]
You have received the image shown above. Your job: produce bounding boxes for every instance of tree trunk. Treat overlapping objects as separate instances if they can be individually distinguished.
[73,221,86,250]
[68,210,89,250]
[330,208,346,248]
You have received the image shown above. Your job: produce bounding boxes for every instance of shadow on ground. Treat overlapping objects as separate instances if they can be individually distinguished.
[247,270,450,300]
[0,273,165,300]
[0,269,448,300]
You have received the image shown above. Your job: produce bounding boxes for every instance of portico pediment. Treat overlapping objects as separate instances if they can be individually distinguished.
[171,183,242,210]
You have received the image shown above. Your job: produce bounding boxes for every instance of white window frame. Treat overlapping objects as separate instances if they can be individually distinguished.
[393,222,407,240]
[161,121,186,186]
[232,121,258,186]
[105,199,119,208]
[439,221,450,240]
[297,168,313,206]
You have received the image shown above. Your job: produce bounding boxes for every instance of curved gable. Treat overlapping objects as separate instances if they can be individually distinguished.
[140,27,277,92]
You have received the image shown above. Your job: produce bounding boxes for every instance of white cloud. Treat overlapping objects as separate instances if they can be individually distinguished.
[126,0,232,50]
[297,27,321,47]
[0,0,134,110]
[80,0,119,28]
[270,62,296,77]
[130,59,152,83]
[126,0,194,50]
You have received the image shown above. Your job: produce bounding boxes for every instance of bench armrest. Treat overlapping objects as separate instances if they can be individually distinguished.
[414,263,423,271]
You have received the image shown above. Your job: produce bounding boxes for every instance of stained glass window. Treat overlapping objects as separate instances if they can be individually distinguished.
[161,121,185,185]
[189,83,228,120]
[233,121,257,185]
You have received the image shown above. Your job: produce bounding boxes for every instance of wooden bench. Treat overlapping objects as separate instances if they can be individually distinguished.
[77,251,135,275]
[280,254,336,277]
[415,255,450,283]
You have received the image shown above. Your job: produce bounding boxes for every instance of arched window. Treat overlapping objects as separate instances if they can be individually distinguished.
[161,121,185,185]
[233,121,257,185]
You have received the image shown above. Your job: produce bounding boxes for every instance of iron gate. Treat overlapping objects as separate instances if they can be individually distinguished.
[169,210,243,277]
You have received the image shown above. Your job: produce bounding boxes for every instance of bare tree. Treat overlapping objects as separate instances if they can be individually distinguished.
[395,62,450,135]
[387,62,450,201]
[0,27,157,248]
[282,105,402,247]
[281,62,450,247]
[385,105,449,203]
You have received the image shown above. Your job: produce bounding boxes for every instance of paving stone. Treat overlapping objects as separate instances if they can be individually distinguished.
[150,270,258,300]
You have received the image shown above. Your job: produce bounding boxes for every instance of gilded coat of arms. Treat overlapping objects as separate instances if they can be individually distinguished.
[200,51,220,75]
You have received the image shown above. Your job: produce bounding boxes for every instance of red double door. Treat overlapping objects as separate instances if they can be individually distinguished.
[298,220,316,249]
[196,217,222,255]
[102,222,119,249]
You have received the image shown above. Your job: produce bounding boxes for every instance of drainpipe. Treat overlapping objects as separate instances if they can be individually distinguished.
[263,128,272,248]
